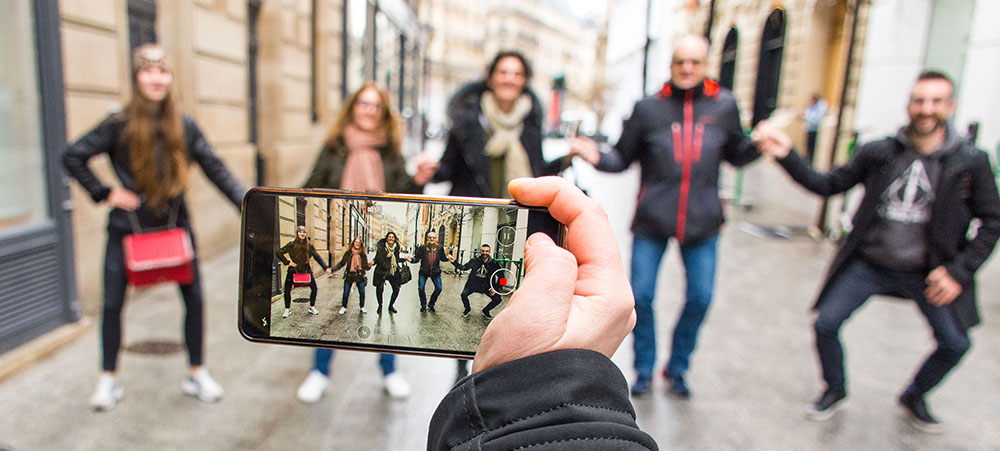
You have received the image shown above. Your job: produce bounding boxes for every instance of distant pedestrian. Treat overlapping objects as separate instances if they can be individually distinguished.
[570,34,762,398]
[756,70,1000,432]
[62,44,246,411]
[803,94,828,163]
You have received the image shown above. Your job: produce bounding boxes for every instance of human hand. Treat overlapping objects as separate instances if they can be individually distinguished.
[289,262,298,268]
[568,137,600,165]
[751,120,793,159]
[413,152,439,186]
[325,268,332,275]
[447,254,455,262]
[471,177,636,373]
[925,266,962,306]
[108,187,141,211]
[489,288,497,296]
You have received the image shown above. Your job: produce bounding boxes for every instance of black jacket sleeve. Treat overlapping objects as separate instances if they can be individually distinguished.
[185,117,247,210]
[428,349,658,451]
[62,115,120,203]
[597,102,643,173]
[719,98,760,167]
[310,245,328,270]
[777,143,874,196]
[943,150,1000,285]
[276,241,293,265]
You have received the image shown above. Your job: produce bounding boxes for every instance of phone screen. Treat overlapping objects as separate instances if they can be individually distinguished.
[238,188,565,358]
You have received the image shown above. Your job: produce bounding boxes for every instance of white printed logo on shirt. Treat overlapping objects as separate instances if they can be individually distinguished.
[879,159,934,224]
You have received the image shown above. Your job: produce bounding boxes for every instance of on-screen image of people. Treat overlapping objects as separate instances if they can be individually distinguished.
[452,244,504,318]
[372,231,405,314]
[754,70,1000,433]
[569,34,763,398]
[62,43,246,411]
[405,231,455,313]
[296,82,421,403]
[331,236,371,315]
[276,225,332,318]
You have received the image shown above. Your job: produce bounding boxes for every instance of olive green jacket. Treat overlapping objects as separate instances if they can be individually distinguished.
[303,137,421,194]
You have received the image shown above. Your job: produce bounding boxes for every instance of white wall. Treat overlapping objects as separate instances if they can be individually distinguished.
[955,0,1000,154]
[852,0,933,142]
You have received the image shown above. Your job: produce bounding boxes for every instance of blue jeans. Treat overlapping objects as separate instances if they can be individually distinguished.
[341,280,366,308]
[313,349,395,376]
[417,274,443,309]
[631,234,718,380]
[814,260,970,395]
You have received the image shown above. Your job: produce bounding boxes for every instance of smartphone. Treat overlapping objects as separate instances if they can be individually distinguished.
[238,187,566,359]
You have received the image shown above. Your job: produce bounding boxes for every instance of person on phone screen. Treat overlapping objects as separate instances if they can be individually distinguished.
[452,244,504,318]
[276,225,332,318]
[406,231,455,312]
[372,231,404,314]
[428,177,657,450]
[62,44,246,411]
[296,82,423,403]
[331,237,370,315]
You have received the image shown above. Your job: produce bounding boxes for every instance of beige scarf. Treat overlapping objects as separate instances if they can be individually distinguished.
[340,124,386,191]
[481,92,534,196]
[385,241,397,275]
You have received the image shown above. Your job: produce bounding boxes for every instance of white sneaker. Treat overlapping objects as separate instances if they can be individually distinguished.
[182,368,224,403]
[360,307,368,314]
[383,372,411,399]
[296,370,330,403]
[308,307,319,315]
[282,309,291,318]
[90,374,124,411]
[338,307,347,315]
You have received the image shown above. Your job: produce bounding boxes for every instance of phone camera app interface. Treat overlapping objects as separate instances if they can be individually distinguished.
[265,196,541,354]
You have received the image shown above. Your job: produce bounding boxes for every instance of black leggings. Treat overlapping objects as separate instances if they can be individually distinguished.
[283,269,318,308]
[102,230,204,371]
[374,274,401,308]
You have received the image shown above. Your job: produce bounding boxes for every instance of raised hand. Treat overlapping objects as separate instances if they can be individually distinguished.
[568,137,600,165]
[108,187,141,211]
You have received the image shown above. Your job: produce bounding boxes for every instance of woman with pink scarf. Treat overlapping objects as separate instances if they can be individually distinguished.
[331,236,371,314]
[296,83,424,403]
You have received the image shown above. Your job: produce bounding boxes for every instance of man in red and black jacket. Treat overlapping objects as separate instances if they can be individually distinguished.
[406,230,454,312]
[571,34,760,398]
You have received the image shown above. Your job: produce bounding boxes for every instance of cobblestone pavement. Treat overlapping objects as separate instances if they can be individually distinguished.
[0,161,997,450]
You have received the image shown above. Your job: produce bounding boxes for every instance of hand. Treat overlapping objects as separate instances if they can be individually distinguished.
[751,120,792,159]
[471,176,636,373]
[288,262,298,268]
[405,256,412,263]
[447,254,455,262]
[413,152,439,186]
[489,288,497,296]
[325,268,332,275]
[108,187,141,211]
[925,266,962,306]
[568,137,600,165]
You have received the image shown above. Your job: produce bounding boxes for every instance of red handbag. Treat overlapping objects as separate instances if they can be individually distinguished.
[292,272,311,286]
[122,205,195,287]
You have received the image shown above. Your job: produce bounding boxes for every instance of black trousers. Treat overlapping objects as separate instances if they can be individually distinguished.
[461,285,503,313]
[283,269,318,308]
[806,130,818,164]
[374,274,401,308]
[103,229,204,371]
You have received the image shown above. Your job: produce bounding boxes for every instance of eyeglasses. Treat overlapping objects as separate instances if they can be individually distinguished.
[357,100,383,111]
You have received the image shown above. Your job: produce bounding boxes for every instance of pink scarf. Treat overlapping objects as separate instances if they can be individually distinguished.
[349,246,363,272]
[340,124,386,191]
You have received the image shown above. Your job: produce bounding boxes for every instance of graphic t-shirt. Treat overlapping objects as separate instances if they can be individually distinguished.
[859,147,942,272]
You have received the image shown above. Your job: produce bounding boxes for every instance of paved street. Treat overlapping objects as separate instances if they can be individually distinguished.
[1,161,998,450]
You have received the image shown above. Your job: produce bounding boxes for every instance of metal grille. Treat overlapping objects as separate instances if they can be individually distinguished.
[0,244,65,353]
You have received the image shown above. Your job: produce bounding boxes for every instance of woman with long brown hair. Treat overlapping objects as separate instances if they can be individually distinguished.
[331,236,370,314]
[296,82,428,403]
[276,225,332,317]
[63,44,246,411]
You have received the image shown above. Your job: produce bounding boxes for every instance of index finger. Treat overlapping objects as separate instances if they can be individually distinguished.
[508,177,620,270]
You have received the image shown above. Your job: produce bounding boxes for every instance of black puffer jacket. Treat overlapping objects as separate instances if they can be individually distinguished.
[62,113,246,233]
[597,80,759,243]
[429,349,658,450]
[432,81,568,197]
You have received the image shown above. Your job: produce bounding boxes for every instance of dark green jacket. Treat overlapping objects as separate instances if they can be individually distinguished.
[303,137,421,194]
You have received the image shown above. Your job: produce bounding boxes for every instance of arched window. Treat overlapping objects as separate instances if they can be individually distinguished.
[752,9,786,126]
[719,27,739,91]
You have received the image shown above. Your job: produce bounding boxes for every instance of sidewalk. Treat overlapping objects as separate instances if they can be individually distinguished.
[0,162,998,450]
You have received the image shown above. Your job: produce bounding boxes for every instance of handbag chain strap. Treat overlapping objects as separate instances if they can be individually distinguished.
[127,198,181,234]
